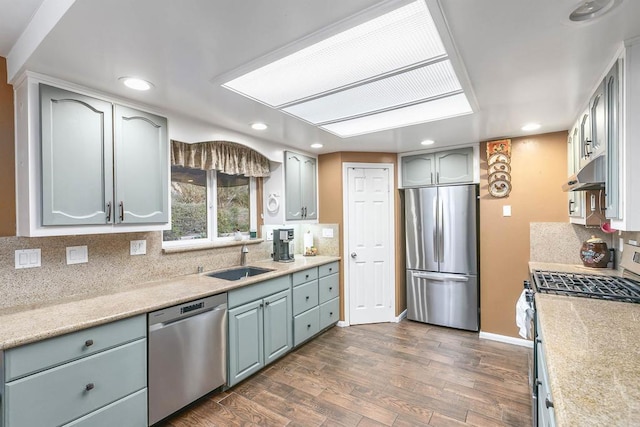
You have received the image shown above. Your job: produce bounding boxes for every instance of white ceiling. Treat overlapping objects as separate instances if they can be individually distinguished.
[2,0,640,154]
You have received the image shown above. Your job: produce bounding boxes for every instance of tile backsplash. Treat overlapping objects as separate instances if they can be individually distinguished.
[0,224,340,312]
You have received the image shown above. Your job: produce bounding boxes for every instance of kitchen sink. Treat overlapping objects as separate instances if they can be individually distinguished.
[206,266,274,281]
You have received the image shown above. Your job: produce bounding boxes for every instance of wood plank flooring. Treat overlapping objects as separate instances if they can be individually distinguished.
[158,320,532,427]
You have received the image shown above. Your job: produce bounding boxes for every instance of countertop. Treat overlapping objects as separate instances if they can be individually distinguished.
[0,256,340,351]
[529,262,640,426]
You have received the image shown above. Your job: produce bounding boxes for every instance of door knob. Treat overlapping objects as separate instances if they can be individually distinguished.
[350,252,357,258]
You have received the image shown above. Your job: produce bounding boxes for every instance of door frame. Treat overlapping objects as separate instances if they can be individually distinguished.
[342,162,396,326]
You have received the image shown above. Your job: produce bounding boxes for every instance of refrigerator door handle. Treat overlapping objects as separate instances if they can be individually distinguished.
[432,194,438,263]
[438,196,444,261]
[411,272,470,282]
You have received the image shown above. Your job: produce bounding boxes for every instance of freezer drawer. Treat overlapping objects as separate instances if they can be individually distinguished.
[407,270,478,331]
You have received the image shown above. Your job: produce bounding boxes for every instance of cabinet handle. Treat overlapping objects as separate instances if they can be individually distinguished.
[329,268,332,272]
[329,312,333,316]
[259,303,264,308]
[265,301,270,306]
[536,338,542,344]
[301,207,304,218]
[85,383,95,392]
[568,200,575,214]
[84,339,94,347]
[329,287,333,291]
[430,172,434,184]
[106,202,112,222]
[304,206,307,218]
[436,171,440,183]
[119,201,124,222]
[584,140,592,157]
[545,398,554,409]
[307,324,311,329]
[305,296,310,301]
[305,274,309,279]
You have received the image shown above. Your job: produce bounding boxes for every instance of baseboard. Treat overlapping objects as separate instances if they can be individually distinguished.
[394,309,407,323]
[479,331,533,348]
[337,321,349,328]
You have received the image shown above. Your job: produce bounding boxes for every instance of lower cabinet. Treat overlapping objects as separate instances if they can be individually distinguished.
[1,315,147,427]
[227,277,292,387]
[536,316,556,427]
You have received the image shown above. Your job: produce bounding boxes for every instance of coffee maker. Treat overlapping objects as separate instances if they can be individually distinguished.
[272,228,295,262]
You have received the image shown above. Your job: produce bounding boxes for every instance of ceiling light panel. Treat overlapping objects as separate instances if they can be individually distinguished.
[283,60,462,124]
[222,1,446,107]
[321,93,472,137]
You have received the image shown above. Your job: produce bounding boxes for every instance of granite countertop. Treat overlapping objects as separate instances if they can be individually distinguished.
[0,256,340,351]
[529,263,640,426]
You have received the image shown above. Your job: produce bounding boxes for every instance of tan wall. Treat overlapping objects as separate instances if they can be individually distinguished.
[318,152,405,319]
[0,57,16,236]
[480,131,569,336]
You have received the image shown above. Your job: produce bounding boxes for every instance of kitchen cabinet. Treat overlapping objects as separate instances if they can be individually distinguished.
[567,125,585,222]
[227,276,292,387]
[536,316,556,427]
[589,82,606,160]
[285,151,317,220]
[577,109,592,168]
[400,146,475,188]
[1,315,147,427]
[604,60,620,220]
[15,76,169,236]
[293,262,340,347]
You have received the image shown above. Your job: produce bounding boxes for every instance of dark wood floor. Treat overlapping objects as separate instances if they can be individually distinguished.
[159,320,532,427]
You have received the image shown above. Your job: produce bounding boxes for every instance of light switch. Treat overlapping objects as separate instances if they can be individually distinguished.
[66,246,88,265]
[503,205,512,217]
[15,249,41,269]
[322,228,334,238]
[130,240,147,256]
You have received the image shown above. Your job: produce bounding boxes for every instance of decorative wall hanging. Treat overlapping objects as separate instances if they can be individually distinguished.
[486,139,512,198]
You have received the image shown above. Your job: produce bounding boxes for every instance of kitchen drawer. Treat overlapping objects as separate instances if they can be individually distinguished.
[319,262,339,278]
[292,268,318,287]
[319,297,340,330]
[5,339,146,427]
[318,274,339,304]
[63,388,147,427]
[294,306,319,347]
[5,314,145,381]
[292,280,319,316]
[228,275,291,308]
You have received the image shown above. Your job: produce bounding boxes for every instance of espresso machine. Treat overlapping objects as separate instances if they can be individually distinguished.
[272,228,295,262]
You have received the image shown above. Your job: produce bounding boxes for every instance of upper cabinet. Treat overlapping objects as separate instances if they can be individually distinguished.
[400,146,476,188]
[567,125,585,222]
[15,76,169,236]
[284,151,317,221]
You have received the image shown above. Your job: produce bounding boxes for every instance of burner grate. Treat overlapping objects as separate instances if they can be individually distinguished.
[533,270,640,303]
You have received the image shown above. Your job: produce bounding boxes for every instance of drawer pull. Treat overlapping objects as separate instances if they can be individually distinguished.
[307,324,311,329]
[329,312,333,316]
[329,268,332,272]
[329,287,333,291]
[84,339,94,347]
[545,398,554,409]
[85,383,95,392]
[305,274,309,279]
[305,296,310,301]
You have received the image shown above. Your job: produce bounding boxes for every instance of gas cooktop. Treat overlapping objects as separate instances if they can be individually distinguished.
[532,270,640,303]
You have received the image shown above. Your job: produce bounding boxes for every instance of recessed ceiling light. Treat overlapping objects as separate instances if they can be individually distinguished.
[569,0,620,22]
[522,123,541,131]
[251,122,268,130]
[310,143,323,149]
[119,77,153,91]
[421,139,435,146]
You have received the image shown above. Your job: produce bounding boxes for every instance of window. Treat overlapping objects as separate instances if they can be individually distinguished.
[163,166,257,244]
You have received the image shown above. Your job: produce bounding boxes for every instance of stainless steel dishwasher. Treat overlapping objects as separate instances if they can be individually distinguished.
[148,293,227,425]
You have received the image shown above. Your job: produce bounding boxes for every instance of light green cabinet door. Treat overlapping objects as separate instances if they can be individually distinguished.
[285,151,317,220]
[228,300,264,386]
[590,81,606,156]
[113,105,168,224]
[435,147,473,184]
[401,154,435,187]
[605,61,620,219]
[263,289,292,365]
[40,84,113,225]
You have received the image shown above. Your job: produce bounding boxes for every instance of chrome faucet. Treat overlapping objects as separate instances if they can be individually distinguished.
[240,244,249,266]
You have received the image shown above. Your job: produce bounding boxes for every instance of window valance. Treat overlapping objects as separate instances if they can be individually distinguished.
[171,140,270,177]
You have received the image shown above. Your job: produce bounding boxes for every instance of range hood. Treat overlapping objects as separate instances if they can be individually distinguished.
[562,154,606,192]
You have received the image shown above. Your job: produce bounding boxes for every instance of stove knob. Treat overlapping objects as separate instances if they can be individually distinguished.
[523,280,531,289]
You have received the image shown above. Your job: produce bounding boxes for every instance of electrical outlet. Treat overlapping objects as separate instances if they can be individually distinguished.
[15,249,41,269]
[266,230,274,241]
[66,246,88,265]
[130,240,147,255]
[322,228,334,238]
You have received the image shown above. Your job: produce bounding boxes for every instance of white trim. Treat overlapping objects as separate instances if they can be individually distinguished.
[394,309,407,323]
[342,162,396,325]
[479,331,533,348]
[337,321,349,328]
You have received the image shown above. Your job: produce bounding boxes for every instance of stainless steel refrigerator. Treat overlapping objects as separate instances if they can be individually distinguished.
[405,185,479,331]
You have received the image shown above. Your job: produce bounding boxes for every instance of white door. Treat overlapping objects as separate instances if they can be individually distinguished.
[346,166,394,324]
